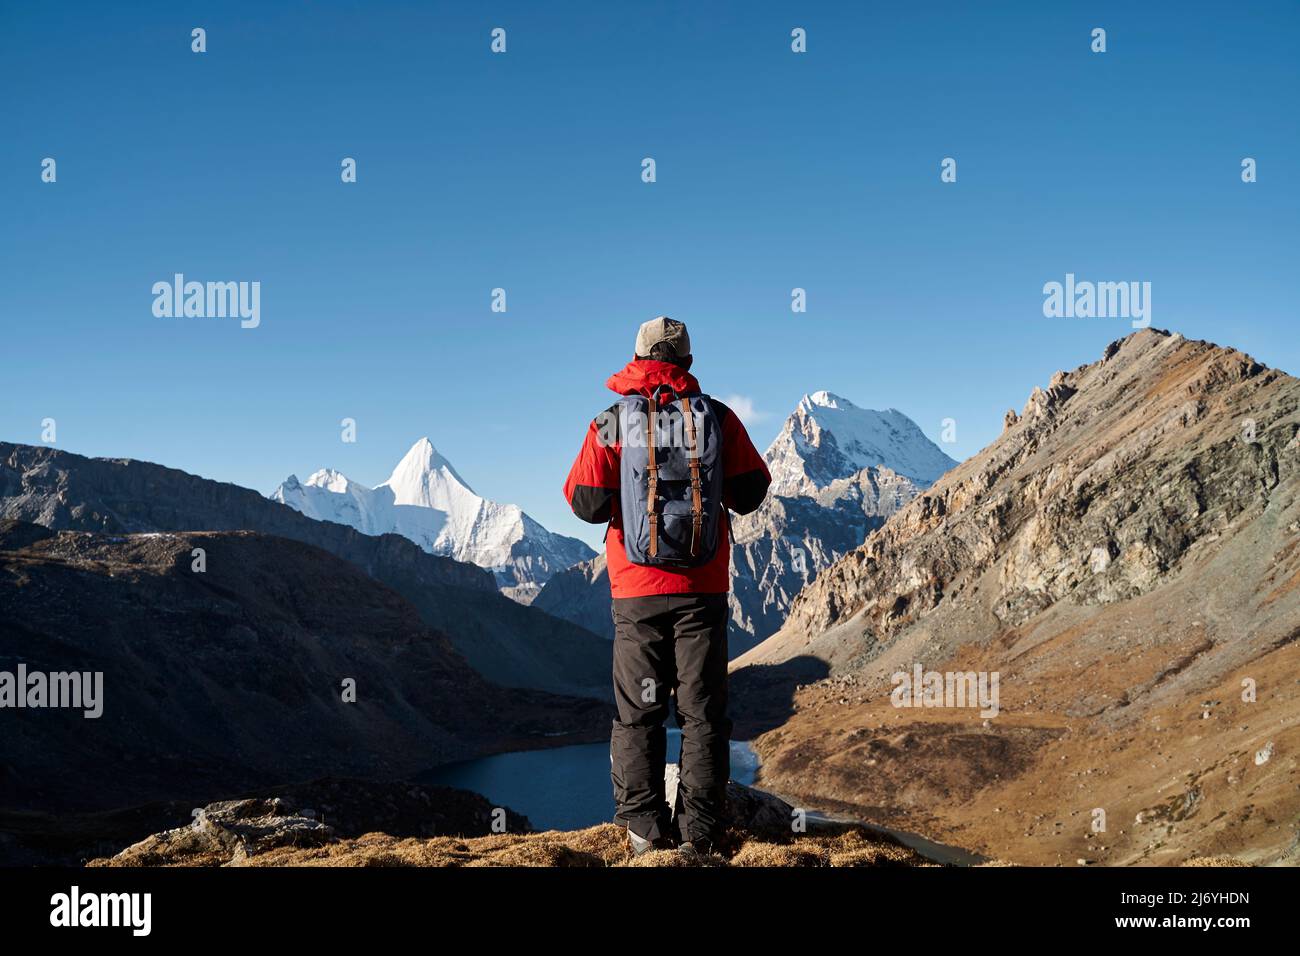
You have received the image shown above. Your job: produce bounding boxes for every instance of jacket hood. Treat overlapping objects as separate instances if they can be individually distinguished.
[605,359,701,398]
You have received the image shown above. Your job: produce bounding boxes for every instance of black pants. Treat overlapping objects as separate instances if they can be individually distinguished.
[610,593,732,843]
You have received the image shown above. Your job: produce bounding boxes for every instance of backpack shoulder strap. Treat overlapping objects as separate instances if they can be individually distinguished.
[679,396,704,557]
[643,392,660,560]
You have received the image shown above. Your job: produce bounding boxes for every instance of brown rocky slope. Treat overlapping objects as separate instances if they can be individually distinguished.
[734,330,1300,866]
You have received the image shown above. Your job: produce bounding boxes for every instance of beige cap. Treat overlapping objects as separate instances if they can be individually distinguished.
[634,316,691,361]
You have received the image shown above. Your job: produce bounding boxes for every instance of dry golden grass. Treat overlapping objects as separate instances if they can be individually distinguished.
[731,829,925,867]
[1181,857,1253,868]
[96,821,936,868]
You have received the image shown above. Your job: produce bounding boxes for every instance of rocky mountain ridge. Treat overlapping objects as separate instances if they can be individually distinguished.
[734,330,1300,865]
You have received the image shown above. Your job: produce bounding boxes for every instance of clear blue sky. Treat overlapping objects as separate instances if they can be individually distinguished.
[2,1,1296,548]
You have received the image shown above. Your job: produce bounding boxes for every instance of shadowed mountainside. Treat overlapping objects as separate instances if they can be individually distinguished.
[0,521,611,821]
[0,443,610,698]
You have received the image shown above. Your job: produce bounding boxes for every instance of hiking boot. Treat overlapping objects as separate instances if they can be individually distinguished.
[677,837,716,861]
[627,828,674,857]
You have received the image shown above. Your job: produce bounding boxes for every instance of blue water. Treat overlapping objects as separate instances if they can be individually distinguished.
[417,730,758,832]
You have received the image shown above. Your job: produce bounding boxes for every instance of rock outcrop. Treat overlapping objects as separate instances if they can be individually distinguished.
[122,799,338,866]
[663,764,798,837]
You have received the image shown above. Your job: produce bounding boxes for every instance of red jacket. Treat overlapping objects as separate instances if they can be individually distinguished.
[563,360,771,598]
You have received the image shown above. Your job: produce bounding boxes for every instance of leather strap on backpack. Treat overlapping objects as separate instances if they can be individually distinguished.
[679,397,703,558]
[645,394,659,559]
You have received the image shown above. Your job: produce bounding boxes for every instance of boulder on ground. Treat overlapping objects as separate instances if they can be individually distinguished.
[664,765,796,838]
[107,798,334,866]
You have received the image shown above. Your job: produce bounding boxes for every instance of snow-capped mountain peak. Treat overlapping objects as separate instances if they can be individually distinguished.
[304,468,355,493]
[804,389,849,410]
[379,437,477,510]
[269,438,593,603]
[768,392,957,495]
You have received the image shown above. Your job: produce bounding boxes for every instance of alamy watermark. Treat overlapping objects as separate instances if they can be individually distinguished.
[595,405,707,451]
[1043,273,1150,328]
[50,886,150,936]
[152,273,260,328]
[0,665,103,718]
[891,663,999,718]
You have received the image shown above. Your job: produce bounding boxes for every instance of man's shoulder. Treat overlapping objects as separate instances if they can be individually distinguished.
[591,399,631,448]
[593,398,631,425]
[702,395,733,420]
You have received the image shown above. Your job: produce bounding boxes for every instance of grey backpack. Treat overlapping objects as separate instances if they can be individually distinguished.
[616,385,724,567]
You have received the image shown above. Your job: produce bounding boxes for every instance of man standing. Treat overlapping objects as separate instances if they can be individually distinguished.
[563,316,771,857]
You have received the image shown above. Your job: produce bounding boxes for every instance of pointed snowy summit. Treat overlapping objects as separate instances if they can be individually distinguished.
[380,437,477,510]
[269,438,593,603]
